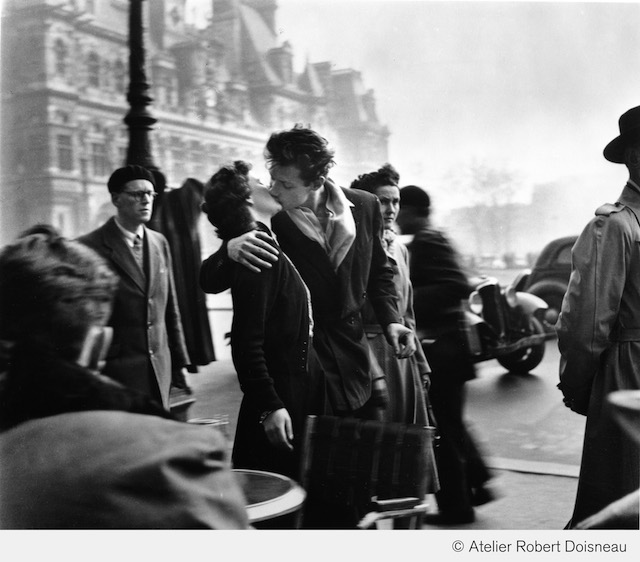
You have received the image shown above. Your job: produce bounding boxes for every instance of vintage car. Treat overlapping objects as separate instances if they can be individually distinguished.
[463,272,551,374]
[516,235,578,329]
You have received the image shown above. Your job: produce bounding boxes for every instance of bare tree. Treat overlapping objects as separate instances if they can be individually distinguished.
[445,159,521,259]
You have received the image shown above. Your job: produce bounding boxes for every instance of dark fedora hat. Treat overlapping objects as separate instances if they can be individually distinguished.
[603,105,640,163]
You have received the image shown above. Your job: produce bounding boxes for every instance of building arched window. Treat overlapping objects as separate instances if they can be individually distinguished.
[87,52,100,87]
[114,59,126,94]
[54,39,67,76]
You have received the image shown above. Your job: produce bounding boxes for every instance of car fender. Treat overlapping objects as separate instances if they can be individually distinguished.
[516,291,548,315]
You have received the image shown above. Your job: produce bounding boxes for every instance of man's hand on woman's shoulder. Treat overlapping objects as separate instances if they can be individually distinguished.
[228,230,279,273]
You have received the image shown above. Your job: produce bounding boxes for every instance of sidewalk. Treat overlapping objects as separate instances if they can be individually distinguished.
[187,359,578,531]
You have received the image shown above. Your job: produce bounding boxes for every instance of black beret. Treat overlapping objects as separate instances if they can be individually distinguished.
[107,165,156,193]
[399,185,430,209]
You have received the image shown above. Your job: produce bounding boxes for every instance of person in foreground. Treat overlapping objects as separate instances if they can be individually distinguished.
[0,230,248,529]
[78,165,190,408]
[396,185,493,525]
[350,163,431,425]
[200,161,324,480]
[201,125,415,421]
[557,105,640,529]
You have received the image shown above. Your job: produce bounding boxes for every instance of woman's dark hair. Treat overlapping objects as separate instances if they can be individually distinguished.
[202,161,256,241]
[0,230,118,361]
[350,163,400,193]
[264,124,335,185]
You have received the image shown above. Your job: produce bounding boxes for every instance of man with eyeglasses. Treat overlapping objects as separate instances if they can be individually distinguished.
[79,165,190,409]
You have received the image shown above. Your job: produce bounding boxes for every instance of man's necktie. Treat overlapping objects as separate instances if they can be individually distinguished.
[132,234,144,271]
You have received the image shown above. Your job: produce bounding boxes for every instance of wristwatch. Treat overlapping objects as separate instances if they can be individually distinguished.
[259,410,274,424]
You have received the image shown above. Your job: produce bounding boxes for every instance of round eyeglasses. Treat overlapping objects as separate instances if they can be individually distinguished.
[121,190,157,202]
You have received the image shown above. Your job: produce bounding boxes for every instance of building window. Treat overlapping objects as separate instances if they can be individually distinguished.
[86,0,96,13]
[57,134,73,171]
[54,39,68,76]
[88,52,100,87]
[114,59,126,94]
[91,142,107,176]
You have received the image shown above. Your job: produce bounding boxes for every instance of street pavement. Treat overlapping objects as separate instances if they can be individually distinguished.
[186,357,580,531]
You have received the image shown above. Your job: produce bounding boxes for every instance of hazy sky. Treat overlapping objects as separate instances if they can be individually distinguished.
[272,0,640,210]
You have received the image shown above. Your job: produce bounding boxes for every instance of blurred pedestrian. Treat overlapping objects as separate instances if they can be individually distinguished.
[0,229,248,529]
[350,164,431,424]
[156,178,216,371]
[557,104,640,528]
[200,161,325,480]
[78,165,191,409]
[397,185,493,524]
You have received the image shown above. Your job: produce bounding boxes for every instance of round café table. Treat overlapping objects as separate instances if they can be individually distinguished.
[232,468,306,529]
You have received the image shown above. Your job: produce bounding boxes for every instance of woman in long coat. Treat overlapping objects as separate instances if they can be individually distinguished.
[350,164,430,424]
[200,161,324,480]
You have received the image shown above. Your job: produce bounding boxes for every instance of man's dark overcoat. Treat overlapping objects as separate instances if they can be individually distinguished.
[271,185,400,413]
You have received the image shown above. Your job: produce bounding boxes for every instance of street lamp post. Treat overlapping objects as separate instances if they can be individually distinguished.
[125,0,166,228]
[124,0,195,417]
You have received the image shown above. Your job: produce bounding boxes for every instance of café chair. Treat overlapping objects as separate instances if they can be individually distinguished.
[299,415,439,529]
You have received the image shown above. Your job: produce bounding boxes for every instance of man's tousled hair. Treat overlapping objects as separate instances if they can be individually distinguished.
[264,124,335,185]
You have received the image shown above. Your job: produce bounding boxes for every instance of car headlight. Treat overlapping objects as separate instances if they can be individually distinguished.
[468,291,483,314]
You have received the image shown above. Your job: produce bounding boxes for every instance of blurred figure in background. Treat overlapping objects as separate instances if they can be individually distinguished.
[156,177,216,372]
[350,164,431,425]
[397,185,493,525]
[200,161,325,480]
[0,229,248,529]
[557,105,640,528]
[78,165,191,409]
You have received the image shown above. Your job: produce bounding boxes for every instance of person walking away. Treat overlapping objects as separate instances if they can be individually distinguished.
[397,185,493,525]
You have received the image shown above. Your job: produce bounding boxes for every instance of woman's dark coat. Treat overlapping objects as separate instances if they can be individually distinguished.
[201,224,324,479]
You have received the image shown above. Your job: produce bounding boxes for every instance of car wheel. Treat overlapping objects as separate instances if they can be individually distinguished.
[497,317,546,374]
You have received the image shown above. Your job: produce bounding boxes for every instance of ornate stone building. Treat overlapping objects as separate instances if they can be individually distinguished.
[0,0,390,243]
